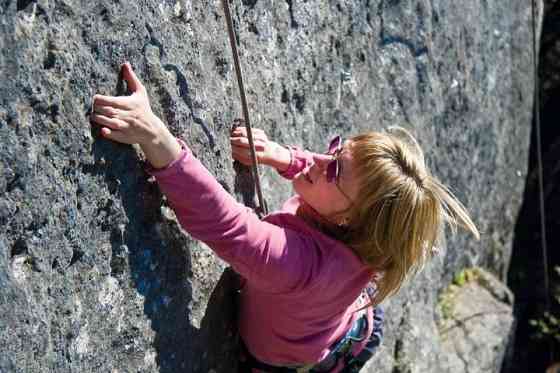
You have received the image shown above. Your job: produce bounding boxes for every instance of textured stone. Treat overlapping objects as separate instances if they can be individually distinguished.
[437,269,514,373]
[0,0,539,372]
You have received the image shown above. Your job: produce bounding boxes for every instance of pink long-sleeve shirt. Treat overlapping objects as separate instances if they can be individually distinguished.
[145,139,376,367]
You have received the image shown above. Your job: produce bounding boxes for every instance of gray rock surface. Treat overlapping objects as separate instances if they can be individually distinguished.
[437,269,514,373]
[0,0,539,372]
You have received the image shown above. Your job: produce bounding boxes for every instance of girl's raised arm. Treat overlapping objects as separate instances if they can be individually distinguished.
[90,63,318,294]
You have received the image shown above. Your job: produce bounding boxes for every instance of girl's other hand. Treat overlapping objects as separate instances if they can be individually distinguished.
[230,123,290,171]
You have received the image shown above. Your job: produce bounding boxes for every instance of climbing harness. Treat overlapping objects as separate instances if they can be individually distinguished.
[531,0,553,362]
[221,0,268,217]
[238,307,384,373]
[240,306,384,373]
[236,284,384,373]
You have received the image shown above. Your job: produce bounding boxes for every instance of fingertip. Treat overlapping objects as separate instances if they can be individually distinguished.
[122,63,144,91]
[128,63,137,76]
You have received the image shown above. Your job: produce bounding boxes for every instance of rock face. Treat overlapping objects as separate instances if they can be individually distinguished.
[0,1,538,372]
[437,268,514,373]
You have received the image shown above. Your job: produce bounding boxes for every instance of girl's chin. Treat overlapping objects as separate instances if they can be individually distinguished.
[294,171,313,185]
[292,173,313,189]
[292,176,310,195]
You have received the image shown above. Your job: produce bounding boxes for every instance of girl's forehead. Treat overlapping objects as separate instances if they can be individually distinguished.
[342,139,355,154]
[338,146,355,181]
[341,139,354,158]
[343,139,353,148]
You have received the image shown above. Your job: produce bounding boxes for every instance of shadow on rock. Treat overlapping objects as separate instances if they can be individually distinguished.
[87,131,239,372]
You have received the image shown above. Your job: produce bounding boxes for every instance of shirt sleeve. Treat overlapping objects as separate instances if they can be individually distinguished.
[277,146,315,180]
[144,138,317,293]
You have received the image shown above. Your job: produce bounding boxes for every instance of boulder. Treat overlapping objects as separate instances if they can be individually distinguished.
[437,268,514,373]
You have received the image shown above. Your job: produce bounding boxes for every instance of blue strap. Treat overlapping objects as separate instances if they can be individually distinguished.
[345,307,385,369]
[240,307,384,373]
[309,314,370,372]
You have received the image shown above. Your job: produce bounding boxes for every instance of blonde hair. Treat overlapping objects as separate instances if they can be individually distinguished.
[343,127,480,307]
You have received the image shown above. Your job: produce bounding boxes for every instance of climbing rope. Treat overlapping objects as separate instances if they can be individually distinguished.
[221,0,268,217]
[531,0,553,362]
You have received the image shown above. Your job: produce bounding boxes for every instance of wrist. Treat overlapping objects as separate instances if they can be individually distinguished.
[267,143,291,172]
[140,121,182,169]
[141,113,169,146]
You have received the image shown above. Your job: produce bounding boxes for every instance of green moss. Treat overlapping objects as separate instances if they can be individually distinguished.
[452,267,482,287]
[438,284,459,320]
[438,267,484,324]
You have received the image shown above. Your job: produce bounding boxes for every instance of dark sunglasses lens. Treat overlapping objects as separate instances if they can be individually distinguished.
[326,159,339,183]
[328,136,342,154]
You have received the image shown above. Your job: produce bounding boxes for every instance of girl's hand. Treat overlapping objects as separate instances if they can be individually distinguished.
[91,62,167,146]
[90,62,182,169]
[230,122,291,172]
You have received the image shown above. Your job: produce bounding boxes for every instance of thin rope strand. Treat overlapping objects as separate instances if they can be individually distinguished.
[221,0,268,216]
[532,0,549,312]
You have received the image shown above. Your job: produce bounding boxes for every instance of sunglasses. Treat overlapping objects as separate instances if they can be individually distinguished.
[326,136,354,204]
[326,136,343,183]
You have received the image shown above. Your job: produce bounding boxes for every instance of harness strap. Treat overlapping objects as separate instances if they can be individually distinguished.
[239,313,373,373]
[221,0,268,217]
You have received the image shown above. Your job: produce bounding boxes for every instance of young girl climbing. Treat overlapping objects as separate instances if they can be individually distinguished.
[90,63,480,372]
